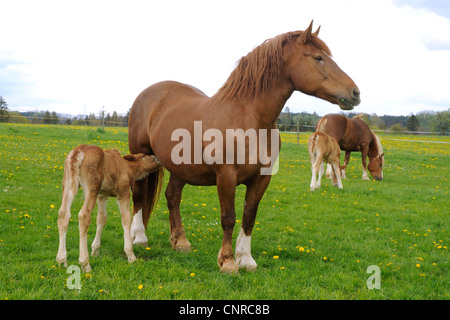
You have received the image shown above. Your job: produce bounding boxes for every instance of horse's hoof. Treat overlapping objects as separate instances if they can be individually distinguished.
[171,237,191,252]
[220,259,239,274]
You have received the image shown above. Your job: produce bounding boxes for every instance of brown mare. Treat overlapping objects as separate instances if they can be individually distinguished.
[316,114,384,181]
[128,21,361,273]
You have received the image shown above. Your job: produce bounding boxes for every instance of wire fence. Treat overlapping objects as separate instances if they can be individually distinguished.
[1,113,447,136]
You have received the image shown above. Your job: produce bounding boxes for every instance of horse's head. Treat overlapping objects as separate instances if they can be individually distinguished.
[368,153,384,181]
[283,21,361,110]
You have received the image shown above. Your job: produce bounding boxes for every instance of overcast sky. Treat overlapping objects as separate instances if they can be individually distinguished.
[1,0,450,117]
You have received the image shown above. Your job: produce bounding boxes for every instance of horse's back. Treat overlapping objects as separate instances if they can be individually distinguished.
[317,114,348,141]
[317,114,372,151]
[128,81,208,154]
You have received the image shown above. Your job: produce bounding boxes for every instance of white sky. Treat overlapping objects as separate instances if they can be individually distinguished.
[1,0,450,116]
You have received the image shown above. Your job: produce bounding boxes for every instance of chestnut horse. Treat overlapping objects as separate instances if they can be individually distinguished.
[316,114,384,181]
[128,21,361,273]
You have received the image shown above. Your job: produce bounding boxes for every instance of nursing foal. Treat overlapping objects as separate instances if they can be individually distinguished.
[308,132,343,191]
[56,145,160,272]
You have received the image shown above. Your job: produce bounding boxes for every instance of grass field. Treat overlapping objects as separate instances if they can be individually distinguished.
[0,123,448,300]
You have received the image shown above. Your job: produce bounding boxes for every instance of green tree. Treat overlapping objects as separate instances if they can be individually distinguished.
[406,114,420,131]
[432,110,449,135]
[0,96,9,122]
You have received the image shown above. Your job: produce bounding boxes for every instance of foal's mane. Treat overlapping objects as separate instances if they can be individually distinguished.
[215,30,331,102]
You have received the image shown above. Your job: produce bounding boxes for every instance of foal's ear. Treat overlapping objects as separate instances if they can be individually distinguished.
[124,154,137,162]
[298,20,314,44]
[380,153,385,158]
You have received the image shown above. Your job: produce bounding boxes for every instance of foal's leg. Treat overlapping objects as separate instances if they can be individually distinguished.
[91,195,108,257]
[310,157,321,191]
[166,174,191,252]
[216,168,238,273]
[317,161,326,188]
[309,154,318,191]
[78,190,97,273]
[236,174,271,271]
[331,160,343,189]
[56,182,78,267]
[118,196,137,263]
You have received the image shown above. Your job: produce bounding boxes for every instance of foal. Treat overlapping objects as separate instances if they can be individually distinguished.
[308,132,343,191]
[56,145,160,272]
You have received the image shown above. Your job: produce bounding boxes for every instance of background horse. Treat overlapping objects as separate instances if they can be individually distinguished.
[316,114,384,181]
[128,21,361,273]
[308,131,343,191]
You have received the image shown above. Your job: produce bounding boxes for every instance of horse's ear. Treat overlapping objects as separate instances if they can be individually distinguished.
[124,154,137,162]
[380,153,385,158]
[313,25,321,37]
[298,20,314,45]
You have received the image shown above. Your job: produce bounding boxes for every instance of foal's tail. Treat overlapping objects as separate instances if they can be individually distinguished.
[62,148,84,195]
[132,166,165,228]
[315,117,328,133]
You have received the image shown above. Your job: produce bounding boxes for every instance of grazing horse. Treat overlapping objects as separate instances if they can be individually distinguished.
[316,114,384,181]
[308,132,343,191]
[128,21,361,273]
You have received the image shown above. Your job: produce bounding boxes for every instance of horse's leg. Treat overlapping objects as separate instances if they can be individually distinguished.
[117,196,137,263]
[331,160,343,189]
[130,179,148,246]
[56,181,78,268]
[342,151,350,178]
[166,174,191,252]
[310,156,322,190]
[91,195,108,257]
[325,162,332,179]
[236,174,271,271]
[78,190,97,272]
[309,154,318,190]
[216,169,238,273]
[361,146,370,180]
[317,161,326,188]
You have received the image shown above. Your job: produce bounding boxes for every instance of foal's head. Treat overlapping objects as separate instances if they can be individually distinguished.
[124,154,161,180]
[283,21,361,110]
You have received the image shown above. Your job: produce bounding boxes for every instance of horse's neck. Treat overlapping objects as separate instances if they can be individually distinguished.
[234,81,294,129]
[368,136,379,159]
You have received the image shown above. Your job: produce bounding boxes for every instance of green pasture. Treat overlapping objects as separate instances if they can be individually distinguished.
[0,123,448,299]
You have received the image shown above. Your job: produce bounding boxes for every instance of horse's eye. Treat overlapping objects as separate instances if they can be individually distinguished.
[314,56,324,62]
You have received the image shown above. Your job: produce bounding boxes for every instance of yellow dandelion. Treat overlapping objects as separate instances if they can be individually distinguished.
[416,264,421,268]
[323,256,328,261]
[50,204,55,209]
[299,247,305,252]
[190,273,195,277]
[138,284,143,290]
[273,255,279,260]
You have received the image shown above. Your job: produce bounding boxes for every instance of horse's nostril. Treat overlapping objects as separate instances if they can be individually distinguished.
[352,88,360,99]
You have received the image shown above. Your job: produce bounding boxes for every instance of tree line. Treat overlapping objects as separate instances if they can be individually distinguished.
[1,96,449,134]
[277,106,449,135]
[0,97,129,127]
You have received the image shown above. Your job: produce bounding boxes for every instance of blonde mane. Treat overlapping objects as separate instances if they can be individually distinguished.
[371,130,385,164]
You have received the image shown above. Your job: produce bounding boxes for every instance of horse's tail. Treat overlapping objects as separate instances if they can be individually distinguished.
[308,132,320,157]
[316,117,328,132]
[133,166,165,228]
